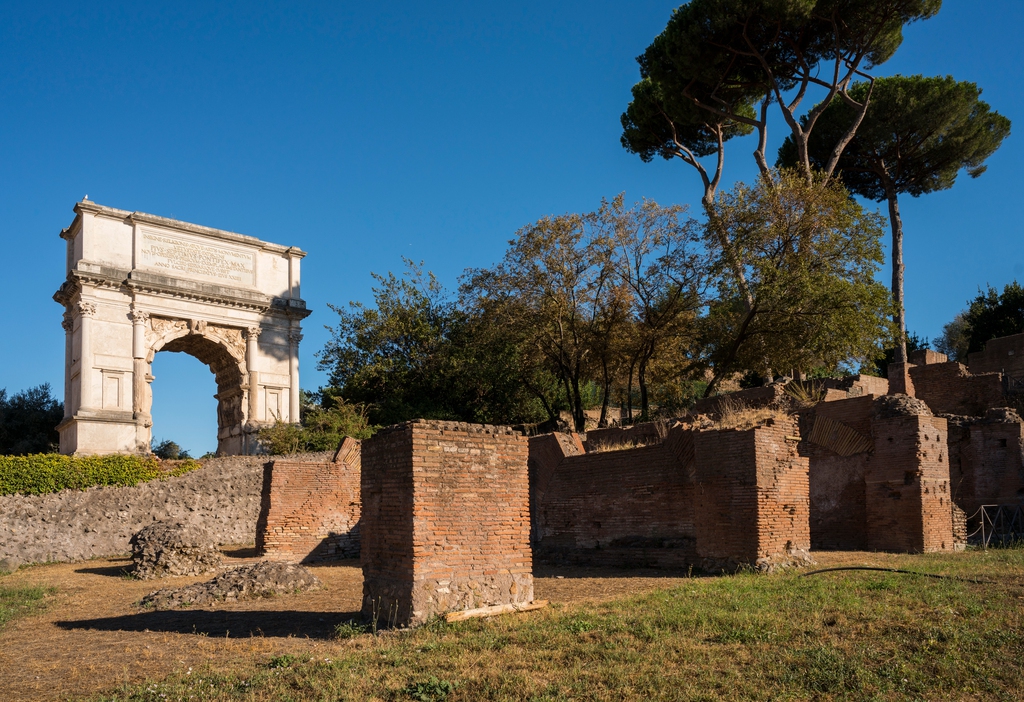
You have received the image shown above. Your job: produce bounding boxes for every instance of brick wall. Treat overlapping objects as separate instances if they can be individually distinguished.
[530,426,696,568]
[867,415,953,552]
[255,439,361,563]
[968,332,1024,376]
[361,420,532,627]
[908,362,1004,416]
[956,418,1024,514]
[691,384,787,416]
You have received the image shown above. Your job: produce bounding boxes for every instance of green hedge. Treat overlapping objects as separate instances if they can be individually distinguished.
[0,454,201,496]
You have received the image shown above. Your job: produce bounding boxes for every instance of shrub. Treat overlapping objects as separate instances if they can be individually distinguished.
[258,399,376,455]
[0,454,200,496]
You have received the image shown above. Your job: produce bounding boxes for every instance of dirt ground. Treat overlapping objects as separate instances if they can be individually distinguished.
[0,549,909,701]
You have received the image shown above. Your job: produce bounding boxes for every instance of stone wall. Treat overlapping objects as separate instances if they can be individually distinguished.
[360,421,532,628]
[908,362,1004,417]
[255,439,361,563]
[0,453,330,566]
[946,410,1024,515]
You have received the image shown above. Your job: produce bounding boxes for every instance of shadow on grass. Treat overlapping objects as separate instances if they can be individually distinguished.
[56,609,362,639]
[533,564,714,580]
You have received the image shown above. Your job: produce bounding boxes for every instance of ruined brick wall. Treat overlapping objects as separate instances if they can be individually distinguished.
[968,332,1024,377]
[955,416,1024,514]
[581,423,663,452]
[867,415,953,552]
[361,421,532,627]
[530,427,696,568]
[691,384,787,416]
[255,438,361,563]
[803,396,874,550]
[908,362,1003,417]
[693,417,809,568]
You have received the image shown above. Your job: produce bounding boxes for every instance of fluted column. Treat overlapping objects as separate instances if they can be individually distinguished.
[130,307,150,417]
[61,313,73,418]
[289,330,302,423]
[77,301,98,410]
[245,326,262,422]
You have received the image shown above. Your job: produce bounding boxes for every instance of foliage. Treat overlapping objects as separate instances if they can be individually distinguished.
[0,584,54,630]
[257,395,376,455]
[0,384,64,455]
[151,439,191,460]
[961,282,1024,355]
[622,0,941,197]
[935,311,970,362]
[318,261,548,428]
[779,74,1010,362]
[863,331,929,378]
[403,677,455,701]
[700,171,895,394]
[94,549,1024,701]
[0,454,198,496]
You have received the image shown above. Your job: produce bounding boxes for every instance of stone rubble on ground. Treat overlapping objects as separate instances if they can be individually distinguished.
[140,561,321,610]
[130,522,222,580]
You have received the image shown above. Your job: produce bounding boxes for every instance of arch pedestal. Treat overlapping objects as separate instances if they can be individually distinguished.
[54,200,310,456]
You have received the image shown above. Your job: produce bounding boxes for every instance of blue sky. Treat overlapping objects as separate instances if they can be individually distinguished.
[2,1,1021,456]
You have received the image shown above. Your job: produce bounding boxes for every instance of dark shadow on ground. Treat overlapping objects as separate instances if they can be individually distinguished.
[74,564,134,578]
[56,609,362,639]
[221,546,259,559]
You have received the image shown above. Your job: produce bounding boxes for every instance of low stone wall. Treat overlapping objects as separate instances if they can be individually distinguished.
[0,452,330,566]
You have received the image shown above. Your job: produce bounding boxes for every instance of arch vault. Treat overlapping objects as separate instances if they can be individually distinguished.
[53,200,311,455]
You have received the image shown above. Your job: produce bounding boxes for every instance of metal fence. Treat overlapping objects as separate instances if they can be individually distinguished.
[966,505,1024,547]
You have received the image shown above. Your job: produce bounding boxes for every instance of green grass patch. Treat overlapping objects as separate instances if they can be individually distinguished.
[95,549,1024,701]
[0,454,201,496]
[0,583,55,629]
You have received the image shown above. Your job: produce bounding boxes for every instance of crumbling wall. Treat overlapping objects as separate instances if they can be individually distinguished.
[361,421,532,628]
[0,454,332,566]
[693,417,809,569]
[867,398,953,552]
[530,426,696,567]
[968,332,1024,377]
[255,438,361,563]
[908,362,1004,417]
[691,384,787,416]
[946,410,1024,515]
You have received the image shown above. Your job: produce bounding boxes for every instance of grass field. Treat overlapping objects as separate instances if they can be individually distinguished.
[92,548,1024,701]
[0,582,54,630]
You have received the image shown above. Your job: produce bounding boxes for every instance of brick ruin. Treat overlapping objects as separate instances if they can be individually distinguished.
[248,335,1024,624]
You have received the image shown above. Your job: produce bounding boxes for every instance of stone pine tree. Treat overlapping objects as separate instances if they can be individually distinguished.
[779,75,1011,363]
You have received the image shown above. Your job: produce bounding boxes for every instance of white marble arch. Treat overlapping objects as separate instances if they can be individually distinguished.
[53,199,311,456]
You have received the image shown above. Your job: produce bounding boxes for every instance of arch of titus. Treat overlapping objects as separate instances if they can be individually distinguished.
[53,199,310,456]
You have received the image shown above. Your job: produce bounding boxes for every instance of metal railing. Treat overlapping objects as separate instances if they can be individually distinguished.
[966,505,1024,548]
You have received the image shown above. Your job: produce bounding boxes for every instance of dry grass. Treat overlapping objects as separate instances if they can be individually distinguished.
[713,396,785,430]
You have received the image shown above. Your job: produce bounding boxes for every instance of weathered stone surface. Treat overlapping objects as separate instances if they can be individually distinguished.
[0,453,331,566]
[0,557,21,573]
[873,393,933,419]
[140,561,321,610]
[131,522,222,579]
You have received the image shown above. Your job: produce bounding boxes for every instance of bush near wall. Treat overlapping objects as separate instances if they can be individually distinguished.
[0,454,200,496]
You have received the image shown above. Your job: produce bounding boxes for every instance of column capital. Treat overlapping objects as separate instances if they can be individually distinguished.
[289,330,303,345]
[130,308,150,324]
[76,300,97,318]
[245,326,263,340]
[61,312,74,332]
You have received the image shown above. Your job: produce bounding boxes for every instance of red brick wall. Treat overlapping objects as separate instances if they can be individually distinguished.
[908,362,1004,416]
[867,415,953,552]
[361,421,532,627]
[693,417,809,568]
[968,332,1024,376]
[530,426,696,568]
[255,439,361,563]
[958,420,1024,513]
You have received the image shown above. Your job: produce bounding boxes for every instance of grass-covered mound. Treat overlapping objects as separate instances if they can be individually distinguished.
[0,454,200,496]
[96,548,1024,701]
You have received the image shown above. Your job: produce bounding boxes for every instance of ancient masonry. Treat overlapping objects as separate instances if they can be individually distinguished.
[359,421,533,627]
[255,438,362,562]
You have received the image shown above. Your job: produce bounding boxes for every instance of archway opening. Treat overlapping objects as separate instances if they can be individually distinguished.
[150,351,219,458]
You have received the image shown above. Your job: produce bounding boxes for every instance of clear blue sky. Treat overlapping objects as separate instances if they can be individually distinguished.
[2,1,1021,456]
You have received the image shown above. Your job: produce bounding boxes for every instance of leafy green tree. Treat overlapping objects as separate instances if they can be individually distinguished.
[257,393,375,455]
[0,384,63,455]
[700,171,894,395]
[151,439,191,460]
[935,311,970,362]
[622,0,941,189]
[863,331,929,378]
[779,75,1010,362]
[962,282,1024,355]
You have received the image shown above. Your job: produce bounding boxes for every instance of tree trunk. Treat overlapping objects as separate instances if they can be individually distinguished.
[885,180,908,364]
[570,375,585,433]
[638,347,653,422]
[625,358,636,424]
[598,358,611,428]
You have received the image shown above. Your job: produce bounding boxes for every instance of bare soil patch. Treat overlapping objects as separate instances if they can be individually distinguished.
[0,549,923,701]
